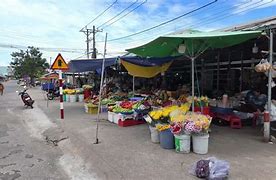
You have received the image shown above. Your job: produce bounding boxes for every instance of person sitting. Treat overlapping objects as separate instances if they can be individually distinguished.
[240,88,267,113]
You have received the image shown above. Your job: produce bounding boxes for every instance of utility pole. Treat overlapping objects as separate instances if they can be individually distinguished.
[80,26,102,59]
[80,26,92,59]
[92,26,96,59]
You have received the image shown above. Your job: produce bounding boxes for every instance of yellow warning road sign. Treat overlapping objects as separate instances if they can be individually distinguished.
[51,53,69,70]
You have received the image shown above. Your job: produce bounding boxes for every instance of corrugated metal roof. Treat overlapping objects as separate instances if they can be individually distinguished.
[221,16,276,31]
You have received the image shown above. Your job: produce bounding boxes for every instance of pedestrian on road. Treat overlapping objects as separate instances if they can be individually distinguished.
[0,83,4,95]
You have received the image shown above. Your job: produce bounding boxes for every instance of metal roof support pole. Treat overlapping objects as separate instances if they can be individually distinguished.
[95,33,108,144]
[192,57,195,112]
[240,51,244,92]
[133,76,135,95]
[201,59,204,95]
[264,29,273,142]
[216,51,220,97]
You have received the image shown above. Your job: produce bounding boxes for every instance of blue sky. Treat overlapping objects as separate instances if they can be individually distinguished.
[0,0,275,66]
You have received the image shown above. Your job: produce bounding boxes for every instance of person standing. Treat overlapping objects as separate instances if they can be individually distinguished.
[0,83,4,95]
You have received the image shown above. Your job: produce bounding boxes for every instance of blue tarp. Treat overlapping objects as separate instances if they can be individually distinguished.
[68,58,117,73]
[119,56,178,67]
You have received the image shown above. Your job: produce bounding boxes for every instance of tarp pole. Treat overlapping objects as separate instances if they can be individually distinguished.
[216,52,220,97]
[192,57,195,112]
[95,33,107,144]
[59,70,64,119]
[133,76,135,95]
[264,29,273,142]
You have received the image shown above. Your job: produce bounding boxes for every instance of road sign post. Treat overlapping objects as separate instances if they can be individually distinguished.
[51,53,68,119]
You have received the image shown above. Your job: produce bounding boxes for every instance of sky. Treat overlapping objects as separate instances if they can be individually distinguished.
[0,0,275,66]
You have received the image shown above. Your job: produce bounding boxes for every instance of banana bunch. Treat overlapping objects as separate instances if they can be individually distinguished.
[64,89,76,95]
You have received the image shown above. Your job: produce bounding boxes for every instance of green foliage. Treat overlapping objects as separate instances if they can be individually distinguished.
[10,46,49,79]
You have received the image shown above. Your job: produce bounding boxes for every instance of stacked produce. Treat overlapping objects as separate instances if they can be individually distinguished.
[63,89,76,95]
[108,99,151,114]
[82,85,93,90]
[84,95,99,106]
[101,98,116,105]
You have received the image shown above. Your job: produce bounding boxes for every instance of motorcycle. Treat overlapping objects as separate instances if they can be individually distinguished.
[46,89,60,100]
[17,87,35,108]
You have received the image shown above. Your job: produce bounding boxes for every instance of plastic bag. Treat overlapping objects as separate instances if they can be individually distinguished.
[255,59,271,72]
[190,157,230,180]
[264,69,276,78]
[208,157,230,180]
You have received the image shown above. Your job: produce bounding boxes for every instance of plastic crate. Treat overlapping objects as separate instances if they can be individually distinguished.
[41,83,55,91]
[88,106,98,114]
[101,105,108,113]
[113,113,134,124]
[129,97,144,101]
[118,119,146,127]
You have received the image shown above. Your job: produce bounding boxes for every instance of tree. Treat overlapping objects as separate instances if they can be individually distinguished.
[10,46,49,82]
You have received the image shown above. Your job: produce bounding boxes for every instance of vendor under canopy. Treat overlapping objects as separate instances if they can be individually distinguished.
[240,88,267,113]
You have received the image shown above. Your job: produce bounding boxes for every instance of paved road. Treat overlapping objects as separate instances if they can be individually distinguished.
[0,81,68,180]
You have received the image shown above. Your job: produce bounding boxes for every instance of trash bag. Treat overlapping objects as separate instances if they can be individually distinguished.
[195,160,210,178]
[207,157,230,180]
[190,157,230,180]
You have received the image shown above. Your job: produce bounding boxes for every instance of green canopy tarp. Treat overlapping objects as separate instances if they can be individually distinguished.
[127,30,262,58]
[126,30,262,110]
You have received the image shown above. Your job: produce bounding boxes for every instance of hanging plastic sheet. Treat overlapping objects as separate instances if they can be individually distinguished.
[120,56,176,78]
[121,59,173,78]
[68,58,117,73]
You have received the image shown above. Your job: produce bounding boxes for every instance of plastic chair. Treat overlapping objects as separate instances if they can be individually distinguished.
[230,116,242,129]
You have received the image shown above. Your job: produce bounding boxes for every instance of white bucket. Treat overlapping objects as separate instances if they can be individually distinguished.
[66,94,70,102]
[69,95,77,102]
[78,94,84,102]
[108,111,114,122]
[84,103,88,113]
[174,134,191,153]
[113,113,120,124]
[149,126,160,143]
[192,133,209,154]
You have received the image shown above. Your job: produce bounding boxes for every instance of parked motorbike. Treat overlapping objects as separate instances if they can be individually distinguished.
[46,89,60,100]
[17,87,35,108]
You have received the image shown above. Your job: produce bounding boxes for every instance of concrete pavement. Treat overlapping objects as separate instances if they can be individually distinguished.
[0,81,68,179]
[1,80,276,180]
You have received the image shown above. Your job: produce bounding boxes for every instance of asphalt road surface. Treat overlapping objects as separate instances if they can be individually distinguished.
[0,81,68,180]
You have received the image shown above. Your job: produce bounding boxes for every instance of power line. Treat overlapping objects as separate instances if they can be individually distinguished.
[0,43,85,53]
[171,0,258,32]
[102,0,218,42]
[96,0,226,45]
[189,0,273,30]
[102,0,147,29]
[98,0,139,29]
[80,0,118,31]
[106,0,261,45]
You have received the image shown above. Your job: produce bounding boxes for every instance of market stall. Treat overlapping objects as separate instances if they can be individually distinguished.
[124,30,262,153]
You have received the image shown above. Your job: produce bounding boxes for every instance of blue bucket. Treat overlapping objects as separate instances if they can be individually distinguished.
[160,129,175,149]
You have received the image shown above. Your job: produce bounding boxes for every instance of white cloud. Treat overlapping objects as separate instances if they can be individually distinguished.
[0,0,275,66]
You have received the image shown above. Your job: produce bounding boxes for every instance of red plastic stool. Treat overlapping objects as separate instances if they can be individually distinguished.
[230,116,242,129]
